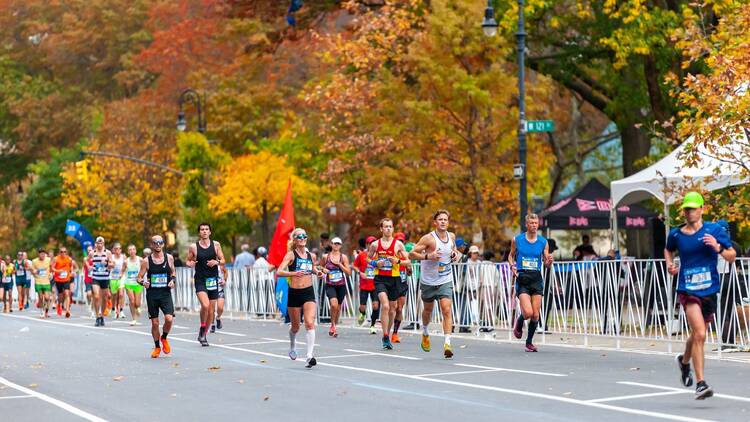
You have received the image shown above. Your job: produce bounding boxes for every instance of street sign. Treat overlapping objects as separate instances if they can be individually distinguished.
[526,120,554,133]
[513,164,525,180]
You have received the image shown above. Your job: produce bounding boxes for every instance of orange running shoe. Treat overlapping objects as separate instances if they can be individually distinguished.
[103,307,110,317]
[391,333,401,343]
[151,347,161,358]
[161,338,171,354]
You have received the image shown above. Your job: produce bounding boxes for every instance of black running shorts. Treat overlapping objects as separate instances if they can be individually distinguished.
[374,276,401,302]
[146,288,174,319]
[516,271,544,296]
[288,286,316,308]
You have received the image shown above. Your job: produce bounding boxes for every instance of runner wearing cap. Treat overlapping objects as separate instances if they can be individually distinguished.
[137,235,175,358]
[321,236,352,338]
[31,249,52,318]
[186,222,226,346]
[14,251,32,311]
[51,247,77,318]
[354,236,379,334]
[508,213,553,352]
[408,210,462,358]
[391,232,411,343]
[666,192,736,400]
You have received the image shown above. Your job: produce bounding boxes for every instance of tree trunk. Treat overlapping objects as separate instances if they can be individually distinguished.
[619,123,651,257]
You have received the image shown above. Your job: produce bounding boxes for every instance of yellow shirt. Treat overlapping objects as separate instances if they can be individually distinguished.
[32,257,52,285]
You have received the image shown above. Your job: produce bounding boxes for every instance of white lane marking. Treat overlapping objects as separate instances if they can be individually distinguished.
[416,369,504,377]
[213,330,246,337]
[588,391,686,403]
[344,349,422,361]
[261,337,320,346]
[224,341,284,347]
[172,325,190,329]
[317,353,372,359]
[165,332,197,337]
[0,377,107,422]
[618,381,750,403]
[0,314,716,422]
[0,395,34,400]
[455,363,567,377]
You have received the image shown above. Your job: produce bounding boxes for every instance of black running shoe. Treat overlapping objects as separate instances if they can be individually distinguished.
[695,381,713,400]
[210,324,216,333]
[94,317,100,327]
[199,334,209,347]
[676,354,693,387]
[99,317,105,327]
[305,357,317,369]
[216,319,222,330]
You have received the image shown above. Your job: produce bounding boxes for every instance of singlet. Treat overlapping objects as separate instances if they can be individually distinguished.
[53,255,73,282]
[195,241,219,282]
[83,257,93,283]
[14,260,29,282]
[123,257,141,286]
[109,254,124,280]
[289,249,314,274]
[324,254,345,286]
[91,250,110,281]
[32,257,51,285]
[146,254,171,290]
[420,231,454,286]
[514,233,547,272]
[3,263,13,283]
[374,238,401,277]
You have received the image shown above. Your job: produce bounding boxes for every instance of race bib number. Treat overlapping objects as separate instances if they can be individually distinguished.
[380,259,393,271]
[365,266,375,279]
[150,274,168,288]
[111,269,121,279]
[521,257,539,270]
[685,266,712,291]
[438,261,452,276]
[95,263,106,272]
[205,277,218,291]
[38,269,47,277]
[58,271,68,279]
[297,258,313,274]
[328,270,344,284]
[16,269,25,276]
[126,270,138,283]
[400,272,407,283]
[4,276,11,283]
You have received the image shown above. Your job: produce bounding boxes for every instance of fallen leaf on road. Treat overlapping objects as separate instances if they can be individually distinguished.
[113,376,124,381]
[563,392,572,396]
[19,327,29,332]
[28,384,37,388]
[171,363,179,368]
[263,395,269,401]
[260,360,267,363]
[459,344,467,349]
[30,363,43,369]
[208,366,221,371]
[600,354,607,357]
[629,367,640,371]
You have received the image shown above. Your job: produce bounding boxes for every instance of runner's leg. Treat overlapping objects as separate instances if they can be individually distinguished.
[684,302,707,382]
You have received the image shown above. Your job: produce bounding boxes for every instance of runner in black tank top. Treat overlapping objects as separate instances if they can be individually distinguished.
[138,235,176,358]
[186,222,226,346]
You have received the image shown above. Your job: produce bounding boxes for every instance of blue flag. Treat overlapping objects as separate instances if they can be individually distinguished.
[275,276,289,315]
[65,219,94,255]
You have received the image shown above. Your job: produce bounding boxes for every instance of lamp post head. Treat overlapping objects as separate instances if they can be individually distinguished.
[176,111,187,132]
[482,2,498,37]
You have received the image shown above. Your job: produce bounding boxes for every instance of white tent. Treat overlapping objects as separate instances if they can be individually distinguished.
[610,134,749,244]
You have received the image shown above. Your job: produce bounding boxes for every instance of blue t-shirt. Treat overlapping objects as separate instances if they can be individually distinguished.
[665,222,732,297]
[514,233,547,271]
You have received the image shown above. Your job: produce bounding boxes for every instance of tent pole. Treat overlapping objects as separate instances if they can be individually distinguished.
[611,206,619,252]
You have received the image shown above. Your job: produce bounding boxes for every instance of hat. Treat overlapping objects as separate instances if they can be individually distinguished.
[394,232,406,241]
[456,237,467,248]
[366,236,377,244]
[95,236,105,243]
[680,191,704,209]
[468,245,480,254]
[331,237,342,245]
[257,246,268,256]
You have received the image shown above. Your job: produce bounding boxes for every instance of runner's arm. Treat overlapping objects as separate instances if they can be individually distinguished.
[276,251,298,277]
[449,233,462,262]
[407,234,432,261]
[543,242,553,267]
[137,257,148,285]
[186,245,196,267]
[339,254,352,275]
[214,241,226,266]
[507,238,517,276]
[168,254,176,288]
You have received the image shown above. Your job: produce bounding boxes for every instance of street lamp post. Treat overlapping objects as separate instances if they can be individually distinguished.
[482,0,528,232]
[176,88,206,134]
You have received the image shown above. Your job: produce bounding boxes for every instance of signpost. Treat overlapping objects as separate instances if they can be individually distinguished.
[525,120,554,133]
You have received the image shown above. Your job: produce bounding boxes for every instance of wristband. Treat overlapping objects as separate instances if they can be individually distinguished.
[170,275,176,282]
[370,260,378,267]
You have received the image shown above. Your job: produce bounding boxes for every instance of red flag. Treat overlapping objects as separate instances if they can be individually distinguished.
[268,180,296,267]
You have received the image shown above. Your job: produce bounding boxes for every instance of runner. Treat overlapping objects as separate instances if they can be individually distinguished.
[321,237,352,338]
[211,264,228,333]
[109,243,126,319]
[90,236,113,326]
[123,244,143,326]
[369,218,410,350]
[353,236,379,334]
[408,210,462,359]
[14,251,32,311]
[185,223,226,347]
[31,249,52,318]
[83,246,95,317]
[51,247,77,318]
[276,228,324,368]
[137,235,175,358]
[508,213,553,352]
[665,192,736,400]
[392,232,411,343]
[1,256,10,313]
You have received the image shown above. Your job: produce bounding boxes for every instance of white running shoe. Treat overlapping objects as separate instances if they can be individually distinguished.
[129,319,137,326]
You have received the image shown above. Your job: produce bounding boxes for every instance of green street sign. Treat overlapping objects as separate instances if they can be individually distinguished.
[526,120,554,133]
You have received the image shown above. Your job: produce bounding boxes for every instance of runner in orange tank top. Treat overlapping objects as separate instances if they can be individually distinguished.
[51,247,77,318]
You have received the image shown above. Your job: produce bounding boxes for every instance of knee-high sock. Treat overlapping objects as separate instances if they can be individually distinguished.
[370,308,380,326]
[516,314,525,330]
[305,328,315,359]
[393,318,401,334]
[289,329,297,351]
[527,319,538,345]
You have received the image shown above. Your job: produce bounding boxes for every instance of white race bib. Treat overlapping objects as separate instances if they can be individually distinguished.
[150,274,168,288]
[685,266,712,291]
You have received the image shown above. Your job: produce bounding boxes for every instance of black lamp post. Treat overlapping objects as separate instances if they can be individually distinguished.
[482,0,528,231]
[176,88,206,134]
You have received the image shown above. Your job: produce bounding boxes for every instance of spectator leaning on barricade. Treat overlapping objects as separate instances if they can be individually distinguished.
[233,244,255,269]
[573,234,596,261]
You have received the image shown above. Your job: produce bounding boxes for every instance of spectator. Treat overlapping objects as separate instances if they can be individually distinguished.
[233,244,255,269]
[573,234,596,261]
[254,247,270,269]
[319,232,331,252]
[172,251,184,268]
[598,249,618,261]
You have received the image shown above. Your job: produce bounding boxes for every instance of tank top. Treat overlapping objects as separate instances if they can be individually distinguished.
[514,233,547,271]
[32,258,51,285]
[123,257,141,286]
[14,260,28,282]
[4,263,13,283]
[146,254,171,289]
[289,250,314,274]
[91,250,110,281]
[53,255,73,282]
[420,231,454,286]
[324,254,345,286]
[109,254,124,280]
[374,238,401,277]
[195,241,218,282]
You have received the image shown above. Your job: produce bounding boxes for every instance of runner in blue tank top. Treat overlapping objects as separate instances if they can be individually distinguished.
[665,192,736,400]
[508,213,553,352]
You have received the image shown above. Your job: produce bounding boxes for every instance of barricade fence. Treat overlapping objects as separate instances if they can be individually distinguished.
[169,258,750,351]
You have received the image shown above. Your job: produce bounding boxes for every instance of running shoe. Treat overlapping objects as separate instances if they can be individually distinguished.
[100,317,105,326]
[305,357,317,369]
[695,382,713,400]
[210,324,216,333]
[513,318,523,339]
[39,310,45,318]
[24,301,29,309]
[676,354,694,387]
[129,320,137,326]
[161,338,171,354]
[216,319,222,330]
[94,317,101,327]
[329,325,336,337]
[444,343,453,359]
[421,334,431,352]
[382,336,393,350]
[57,306,62,316]
[198,334,209,347]
[525,343,538,352]
[119,311,127,319]
[65,310,70,318]
[369,326,377,334]
[289,349,298,361]
[357,313,365,326]
[392,333,401,343]
[151,347,161,358]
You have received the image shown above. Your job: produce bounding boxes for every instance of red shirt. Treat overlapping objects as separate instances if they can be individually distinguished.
[353,251,374,291]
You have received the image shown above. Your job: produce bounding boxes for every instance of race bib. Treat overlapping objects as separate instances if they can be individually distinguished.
[58,271,68,279]
[95,263,106,272]
[685,266,712,291]
[38,269,47,277]
[328,270,344,284]
[438,261,452,276]
[3,276,11,283]
[125,270,138,283]
[365,266,375,279]
[111,269,121,279]
[205,277,218,291]
[380,259,393,271]
[521,257,539,270]
[297,258,313,274]
[16,268,25,276]
[400,272,407,283]
[150,274,168,288]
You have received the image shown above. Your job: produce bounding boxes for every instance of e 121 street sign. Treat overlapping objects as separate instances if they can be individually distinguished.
[525,120,554,133]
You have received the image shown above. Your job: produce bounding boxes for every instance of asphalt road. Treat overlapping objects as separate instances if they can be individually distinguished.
[1,305,749,422]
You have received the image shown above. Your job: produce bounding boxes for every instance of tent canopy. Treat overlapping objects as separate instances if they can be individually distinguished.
[540,179,656,230]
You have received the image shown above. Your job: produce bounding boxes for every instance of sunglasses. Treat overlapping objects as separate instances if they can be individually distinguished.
[152,240,164,245]
[294,234,308,240]
[60,251,67,254]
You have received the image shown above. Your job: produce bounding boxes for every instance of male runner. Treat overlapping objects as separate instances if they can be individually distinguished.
[186,223,226,346]
[2,256,14,312]
[408,210,462,358]
[32,249,52,318]
[14,251,32,311]
[83,246,95,317]
[109,243,126,319]
[137,235,175,358]
[665,192,736,399]
[369,218,410,350]
[353,236,379,334]
[392,232,411,343]
[51,247,77,318]
[90,237,113,326]
[508,213,553,352]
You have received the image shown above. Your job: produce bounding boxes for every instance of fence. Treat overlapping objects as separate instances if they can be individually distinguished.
[169,258,750,352]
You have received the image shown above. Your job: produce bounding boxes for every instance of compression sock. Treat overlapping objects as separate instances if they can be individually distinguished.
[527,319,538,345]
[393,318,401,334]
[305,328,315,359]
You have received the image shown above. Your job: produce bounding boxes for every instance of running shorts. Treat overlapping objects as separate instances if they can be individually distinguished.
[516,271,544,296]
[2,282,13,291]
[55,281,71,292]
[84,282,92,293]
[15,278,30,289]
[398,279,409,297]
[374,276,401,302]
[288,286,316,308]
[420,282,453,302]
[125,284,143,294]
[678,292,717,323]
[359,289,378,306]
[325,284,347,304]
[35,284,51,293]
[92,279,110,290]
[146,288,174,319]
[110,278,124,293]
[194,278,219,301]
